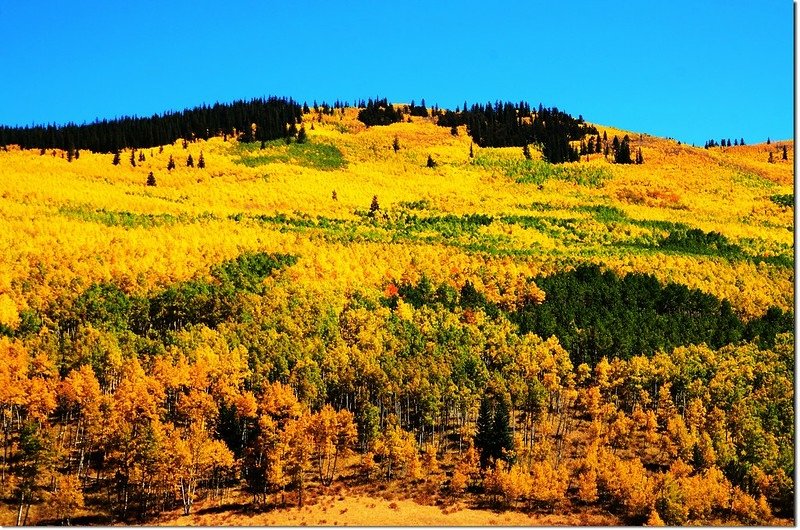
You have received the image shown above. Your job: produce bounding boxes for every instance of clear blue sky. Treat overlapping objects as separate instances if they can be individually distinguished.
[0,1,792,145]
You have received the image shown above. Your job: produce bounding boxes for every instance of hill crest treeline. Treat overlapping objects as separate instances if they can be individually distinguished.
[0,97,302,153]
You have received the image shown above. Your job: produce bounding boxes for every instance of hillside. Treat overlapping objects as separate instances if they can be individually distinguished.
[0,102,793,526]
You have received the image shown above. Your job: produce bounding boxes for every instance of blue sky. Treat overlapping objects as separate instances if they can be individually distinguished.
[0,1,792,145]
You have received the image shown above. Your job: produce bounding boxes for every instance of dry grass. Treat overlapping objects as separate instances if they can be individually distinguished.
[152,492,620,527]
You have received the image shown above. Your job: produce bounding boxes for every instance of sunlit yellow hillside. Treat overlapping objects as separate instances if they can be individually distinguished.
[0,107,792,325]
[0,102,794,527]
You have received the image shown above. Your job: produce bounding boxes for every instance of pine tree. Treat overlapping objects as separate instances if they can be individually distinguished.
[636,147,644,164]
[67,148,73,162]
[138,151,145,162]
[369,195,380,215]
[782,145,788,160]
[523,144,532,160]
[146,172,156,186]
[469,143,474,158]
[475,397,494,468]
[392,135,400,153]
[768,152,774,163]
[130,150,136,167]
[450,125,458,136]
[74,148,80,159]
[112,151,121,165]
[615,135,633,164]
[332,190,337,201]
[197,152,205,169]
[426,155,436,168]
[182,139,188,149]
[296,126,307,144]
[740,137,745,146]
[167,154,175,171]
[767,137,771,145]
[186,154,194,167]
[492,398,514,464]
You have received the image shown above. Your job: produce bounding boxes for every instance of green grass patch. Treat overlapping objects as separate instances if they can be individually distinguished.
[769,194,794,208]
[58,204,214,228]
[234,139,346,171]
[473,154,611,187]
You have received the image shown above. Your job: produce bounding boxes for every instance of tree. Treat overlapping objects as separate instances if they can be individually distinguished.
[197,152,205,169]
[469,143,474,158]
[331,190,337,201]
[167,154,175,171]
[768,152,774,163]
[138,151,145,162]
[426,155,436,168]
[636,147,644,164]
[112,151,120,166]
[369,195,380,215]
[475,396,514,468]
[615,135,633,164]
[130,150,136,167]
[308,405,356,486]
[46,474,85,525]
[297,126,307,144]
[392,135,400,153]
[146,172,156,187]
[450,125,458,136]
[186,154,194,167]
[523,144,532,160]
[782,145,787,160]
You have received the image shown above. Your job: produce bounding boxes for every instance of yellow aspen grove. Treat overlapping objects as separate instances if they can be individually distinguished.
[0,93,792,526]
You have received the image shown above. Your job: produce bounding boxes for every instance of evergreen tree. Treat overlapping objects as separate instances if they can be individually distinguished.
[130,150,136,167]
[332,190,337,201]
[587,137,595,154]
[492,398,514,464]
[197,152,205,169]
[260,140,266,150]
[146,172,156,186]
[112,151,120,165]
[523,144,532,160]
[74,148,80,159]
[636,147,644,164]
[426,155,436,168]
[614,135,633,164]
[450,125,458,136]
[296,126,307,144]
[782,145,788,160]
[475,397,494,468]
[767,137,771,145]
[138,151,145,162]
[369,195,380,215]
[187,154,194,167]
[469,143,474,159]
[740,137,745,146]
[67,148,73,162]
[392,135,400,153]
[167,154,175,171]
[768,151,774,163]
